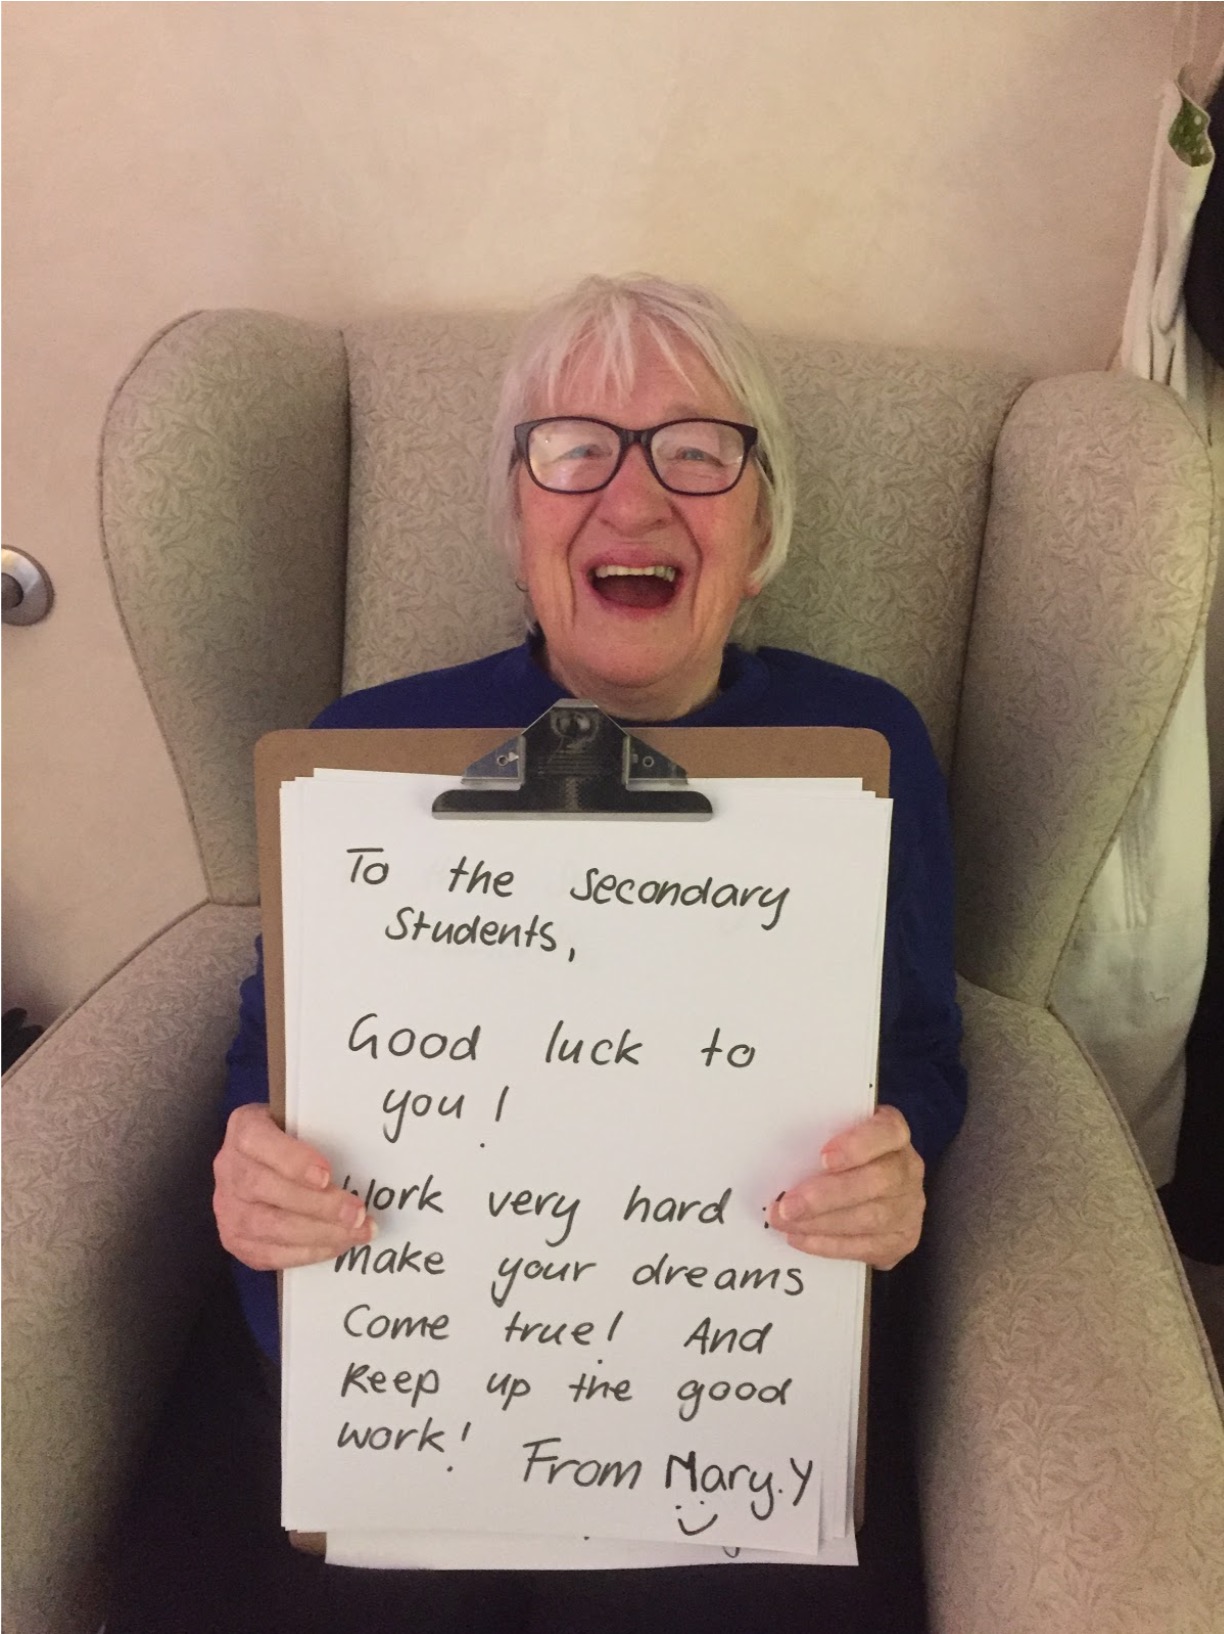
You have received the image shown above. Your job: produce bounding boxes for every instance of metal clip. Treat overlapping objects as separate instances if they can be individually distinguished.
[432,701,711,820]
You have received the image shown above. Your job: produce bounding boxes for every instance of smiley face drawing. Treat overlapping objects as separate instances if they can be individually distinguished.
[674,1500,719,1537]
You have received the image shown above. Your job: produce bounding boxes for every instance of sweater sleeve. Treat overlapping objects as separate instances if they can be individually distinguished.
[221,944,282,1361]
[875,706,967,1170]
[223,942,270,1119]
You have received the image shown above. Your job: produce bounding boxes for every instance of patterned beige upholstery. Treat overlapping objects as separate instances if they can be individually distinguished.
[3,310,1221,1634]
[923,982,1224,1632]
[953,376,1216,1005]
[101,311,349,903]
[2,905,262,1634]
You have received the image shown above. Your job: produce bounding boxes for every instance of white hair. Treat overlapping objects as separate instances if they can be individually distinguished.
[487,274,795,595]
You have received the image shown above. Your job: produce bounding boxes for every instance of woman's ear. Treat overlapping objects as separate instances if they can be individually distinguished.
[508,469,526,577]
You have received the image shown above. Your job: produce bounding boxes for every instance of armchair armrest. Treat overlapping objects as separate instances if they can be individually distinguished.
[918,980,1224,1634]
[2,904,261,1634]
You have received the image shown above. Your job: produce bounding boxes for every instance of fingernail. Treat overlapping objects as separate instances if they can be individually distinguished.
[822,1149,847,1172]
[778,1195,803,1224]
[341,1201,366,1230]
[306,1163,330,1190]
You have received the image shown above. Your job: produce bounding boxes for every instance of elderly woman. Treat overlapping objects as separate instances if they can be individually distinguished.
[211,275,965,1634]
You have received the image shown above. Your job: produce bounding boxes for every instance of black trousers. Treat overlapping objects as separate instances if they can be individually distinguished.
[108,1269,927,1634]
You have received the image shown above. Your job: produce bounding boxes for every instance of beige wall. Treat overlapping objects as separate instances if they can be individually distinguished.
[4,0,1222,1024]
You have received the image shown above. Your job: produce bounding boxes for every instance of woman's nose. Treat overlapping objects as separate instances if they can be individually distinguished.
[595,445,672,527]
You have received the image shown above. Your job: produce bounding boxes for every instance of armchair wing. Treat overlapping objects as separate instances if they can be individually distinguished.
[1,905,261,1634]
[919,982,1224,1634]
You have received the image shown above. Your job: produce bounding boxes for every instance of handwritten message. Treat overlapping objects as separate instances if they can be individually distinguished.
[280,772,891,1564]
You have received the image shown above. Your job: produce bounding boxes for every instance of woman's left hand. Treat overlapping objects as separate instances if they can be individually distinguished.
[769,1105,926,1271]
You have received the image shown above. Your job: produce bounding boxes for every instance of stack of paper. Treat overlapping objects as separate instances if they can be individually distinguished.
[278,771,892,1570]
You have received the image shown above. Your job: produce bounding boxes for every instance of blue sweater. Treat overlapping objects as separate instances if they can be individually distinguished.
[224,641,966,1360]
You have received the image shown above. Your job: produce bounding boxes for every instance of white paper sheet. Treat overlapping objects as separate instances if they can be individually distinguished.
[324,1525,860,1570]
[279,771,890,1565]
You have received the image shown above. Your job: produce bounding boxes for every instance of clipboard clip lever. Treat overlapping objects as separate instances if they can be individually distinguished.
[432,701,712,819]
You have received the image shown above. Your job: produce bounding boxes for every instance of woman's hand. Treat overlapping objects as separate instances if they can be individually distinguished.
[770,1105,925,1271]
[213,1102,376,1271]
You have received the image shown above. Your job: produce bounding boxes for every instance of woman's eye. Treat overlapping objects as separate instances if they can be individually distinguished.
[549,436,614,462]
[662,443,725,467]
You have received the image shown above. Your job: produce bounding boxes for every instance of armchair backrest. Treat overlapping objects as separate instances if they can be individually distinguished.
[101,310,1216,1007]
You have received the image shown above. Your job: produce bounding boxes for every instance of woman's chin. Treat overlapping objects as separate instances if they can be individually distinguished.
[548,648,715,719]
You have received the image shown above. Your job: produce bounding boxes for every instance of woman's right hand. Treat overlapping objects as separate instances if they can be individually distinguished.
[213,1102,376,1271]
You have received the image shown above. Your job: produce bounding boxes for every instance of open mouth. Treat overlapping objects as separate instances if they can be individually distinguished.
[589,564,679,611]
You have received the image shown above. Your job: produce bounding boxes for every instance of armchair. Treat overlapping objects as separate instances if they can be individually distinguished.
[4,308,1222,1633]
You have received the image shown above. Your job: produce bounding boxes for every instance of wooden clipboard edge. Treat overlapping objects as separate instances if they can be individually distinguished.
[255,722,889,1555]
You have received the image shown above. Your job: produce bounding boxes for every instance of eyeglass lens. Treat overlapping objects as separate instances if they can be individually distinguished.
[527,419,748,495]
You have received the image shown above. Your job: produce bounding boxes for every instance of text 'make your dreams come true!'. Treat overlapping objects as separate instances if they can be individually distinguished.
[279,771,892,1564]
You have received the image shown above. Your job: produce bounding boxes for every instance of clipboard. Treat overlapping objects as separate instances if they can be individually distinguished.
[255,708,890,1559]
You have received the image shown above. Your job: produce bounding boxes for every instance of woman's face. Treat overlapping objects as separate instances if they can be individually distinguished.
[516,333,768,720]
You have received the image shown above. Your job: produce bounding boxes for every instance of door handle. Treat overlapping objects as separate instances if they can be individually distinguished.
[2,548,53,625]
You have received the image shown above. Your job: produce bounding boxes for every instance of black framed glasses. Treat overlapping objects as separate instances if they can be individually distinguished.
[513,417,761,497]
